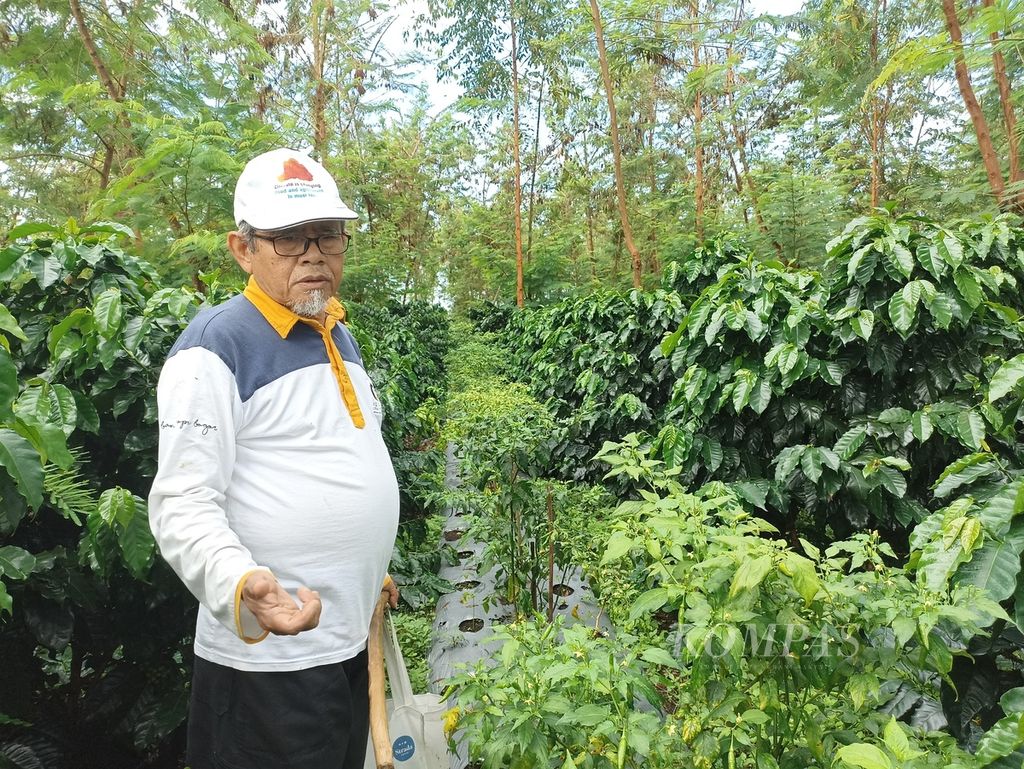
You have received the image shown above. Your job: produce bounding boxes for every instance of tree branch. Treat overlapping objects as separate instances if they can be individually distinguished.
[982,0,1021,191]
[69,0,123,102]
[941,0,1007,209]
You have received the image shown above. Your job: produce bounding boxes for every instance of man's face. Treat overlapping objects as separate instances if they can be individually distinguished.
[229,220,347,317]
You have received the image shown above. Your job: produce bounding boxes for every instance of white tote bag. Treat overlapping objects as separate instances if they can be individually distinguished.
[363,614,449,769]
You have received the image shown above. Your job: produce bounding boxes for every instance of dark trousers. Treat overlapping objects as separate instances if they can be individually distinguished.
[186,649,369,769]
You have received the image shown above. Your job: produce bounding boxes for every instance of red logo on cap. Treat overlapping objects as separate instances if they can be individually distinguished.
[278,158,314,182]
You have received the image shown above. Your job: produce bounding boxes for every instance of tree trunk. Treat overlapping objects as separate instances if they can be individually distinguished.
[612,224,622,280]
[311,3,330,160]
[868,0,882,208]
[725,136,744,202]
[510,0,525,307]
[526,69,546,263]
[690,0,705,242]
[70,0,122,102]
[70,0,133,186]
[724,3,781,255]
[586,199,596,280]
[589,0,642,289]
[99,142,114,191]
[941,0,1008,209]
[982,0,1022,205]
[646,13,661,275]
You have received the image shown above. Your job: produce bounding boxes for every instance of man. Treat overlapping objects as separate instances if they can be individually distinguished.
[149,147,400,769]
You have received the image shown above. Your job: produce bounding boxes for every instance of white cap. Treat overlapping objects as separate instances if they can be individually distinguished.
[233,148,358,229]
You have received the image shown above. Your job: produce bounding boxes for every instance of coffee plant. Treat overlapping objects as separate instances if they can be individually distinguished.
[348,299,451,519]
[464,211,1024,763]
[499,290,686,485]
[653,216,1024,738]
[0,221,207,767]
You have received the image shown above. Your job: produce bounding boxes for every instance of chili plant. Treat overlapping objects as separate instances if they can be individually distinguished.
[444,380,557,615]
[446,617,669,769]
[595,436,1006,768]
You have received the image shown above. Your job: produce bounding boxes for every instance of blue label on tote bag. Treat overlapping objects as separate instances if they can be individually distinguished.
[393,735,416,762]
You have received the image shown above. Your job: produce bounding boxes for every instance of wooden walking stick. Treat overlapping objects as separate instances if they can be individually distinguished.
[368,592,394,769]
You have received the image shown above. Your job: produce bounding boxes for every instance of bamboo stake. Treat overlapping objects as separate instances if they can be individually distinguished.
[367,594,394,769]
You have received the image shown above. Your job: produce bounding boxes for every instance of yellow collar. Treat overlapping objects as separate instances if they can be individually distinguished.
[242,276,347,339]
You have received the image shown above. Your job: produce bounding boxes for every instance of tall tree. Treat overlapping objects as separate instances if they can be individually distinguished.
[68,0,131,188]
[310,0,331,159]
[689,0,706,242]
[510,0,525,306]
[940,0,1020,212]
[589,0,642,289]
[866,0,892,207]
[722,2,781,253]
[418,0,563,304]
[981,0,1022,207]
[3,0,1019,307]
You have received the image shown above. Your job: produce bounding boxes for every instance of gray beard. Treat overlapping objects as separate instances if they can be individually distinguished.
[290,288,328,318]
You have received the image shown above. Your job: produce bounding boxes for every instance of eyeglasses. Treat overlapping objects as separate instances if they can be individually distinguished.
[253,232,351,256]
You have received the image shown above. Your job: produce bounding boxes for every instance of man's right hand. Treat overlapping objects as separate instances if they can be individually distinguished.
[241,571,322,635]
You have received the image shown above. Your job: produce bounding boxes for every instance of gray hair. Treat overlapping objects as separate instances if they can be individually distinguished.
[237,220,257,251]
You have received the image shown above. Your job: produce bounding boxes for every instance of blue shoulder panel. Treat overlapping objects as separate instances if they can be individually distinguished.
[167,294,365,402]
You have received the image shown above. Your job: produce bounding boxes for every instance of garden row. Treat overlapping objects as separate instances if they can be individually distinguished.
[429,327,1006,768]
[435,212,1024,767]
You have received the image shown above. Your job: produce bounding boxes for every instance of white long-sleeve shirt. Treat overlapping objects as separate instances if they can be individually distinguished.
[148,278,399,672]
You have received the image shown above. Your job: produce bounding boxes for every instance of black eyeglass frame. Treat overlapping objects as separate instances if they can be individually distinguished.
[252,231,351,257]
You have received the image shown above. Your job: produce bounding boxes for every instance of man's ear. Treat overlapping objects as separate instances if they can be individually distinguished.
[227,231,254,274]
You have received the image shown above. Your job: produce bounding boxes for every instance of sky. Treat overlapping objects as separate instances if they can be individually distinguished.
[375,0,808,117]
